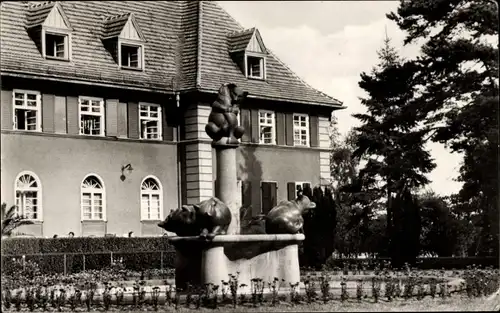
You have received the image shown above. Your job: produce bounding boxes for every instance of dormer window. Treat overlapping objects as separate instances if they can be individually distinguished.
[45,33,68,59]
[26,2,73,61]
[103,13,146,71]
[228,28,268,80]
[246,55,264,79]
[120,43,142,69]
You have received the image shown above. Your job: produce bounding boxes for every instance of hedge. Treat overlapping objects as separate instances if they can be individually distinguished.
[1,237,176,274]
[323,256,500,270]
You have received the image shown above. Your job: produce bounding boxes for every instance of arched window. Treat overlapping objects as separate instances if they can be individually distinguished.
[15,171,42,220]
[81,174,106,221]
[141,176,163,220]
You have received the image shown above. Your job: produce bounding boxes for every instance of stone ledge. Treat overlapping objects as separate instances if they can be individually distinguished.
[168,234,305,243]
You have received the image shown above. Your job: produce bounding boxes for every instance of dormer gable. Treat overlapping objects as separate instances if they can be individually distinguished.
[228,28,268,80]
[26,1,72,61]
[102,13,146,71]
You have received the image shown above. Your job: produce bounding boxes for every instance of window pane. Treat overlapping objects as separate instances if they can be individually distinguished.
[81,115,101,135]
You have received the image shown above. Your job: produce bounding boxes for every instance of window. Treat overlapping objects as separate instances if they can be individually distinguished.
[141,176,163,220]
[45,33,68,59]
[15,172,42,220]
[246,56,264,79]
[139,103,162,140]
[295,182,311,195]
[261,181,277,214]
[81,175,106,221]
[293,114,309,146]
[120,43,142,69]
[12,90,41,131]
[258,110,275,144]
[79,97,105,136]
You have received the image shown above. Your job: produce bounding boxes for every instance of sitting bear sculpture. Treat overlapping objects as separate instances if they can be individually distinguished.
[205,83,248,145]
[265,192,316,234]
[158,197,231,239]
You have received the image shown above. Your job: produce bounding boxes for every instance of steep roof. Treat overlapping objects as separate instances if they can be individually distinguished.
[0,1,343,107]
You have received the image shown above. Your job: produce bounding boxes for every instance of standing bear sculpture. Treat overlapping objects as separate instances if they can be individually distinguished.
[205,83,248,145]
[265,192,316,234]
[158,197,231,239]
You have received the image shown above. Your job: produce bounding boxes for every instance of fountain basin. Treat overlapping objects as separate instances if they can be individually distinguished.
[168,234,305,291]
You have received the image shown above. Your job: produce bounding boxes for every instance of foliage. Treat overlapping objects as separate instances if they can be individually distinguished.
[1,203,34,237]
[387,0,499,257]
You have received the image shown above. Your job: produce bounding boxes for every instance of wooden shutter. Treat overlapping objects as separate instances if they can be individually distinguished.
[287,182,296,200]
[241,108,251,142]
[310,115,319,147]
[251,109,259,143]
[127,102,139,139]
[261,182,277,214]
[42,94,55,133]
[105,99,118,137]
[241,181,252,207]
[285,113,294,146]
[162,106,174,141]
[54,96,67,134]
[276,112,285,145]
[1,90,12,130]
[117,102,128,137]
[66,96,79,135]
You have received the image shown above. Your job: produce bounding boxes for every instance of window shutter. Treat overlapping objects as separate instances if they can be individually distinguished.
[261,182,277,214]
[1,90,12,130]
[42,94,55,133]
[105,99,118,137]
[251,109,259,143]
[285,113,294,146]
[54,96,67,134]
[117,102,128,137]
[162,106,174,141]
[276,112,285,145]
[241,181,252,207]
[128,102,139,139]
[66,96,79,135]
[241,108,251,142]
[310,115,319,147]
[287,182,296,200]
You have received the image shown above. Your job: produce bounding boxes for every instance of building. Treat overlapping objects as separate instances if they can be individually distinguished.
[0,1,343,237]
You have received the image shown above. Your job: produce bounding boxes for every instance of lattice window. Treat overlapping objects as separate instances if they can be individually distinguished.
[15,172,41,220]
[140,177,162,220]
[81,175,105,221]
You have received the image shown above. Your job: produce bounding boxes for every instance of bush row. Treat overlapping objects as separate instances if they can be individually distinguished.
[1,237,175,255]
[322,256,499,270]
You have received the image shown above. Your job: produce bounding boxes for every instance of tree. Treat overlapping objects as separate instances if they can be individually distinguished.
[388,0,499,256]
[352,33,436,266]
[1,203,34,238]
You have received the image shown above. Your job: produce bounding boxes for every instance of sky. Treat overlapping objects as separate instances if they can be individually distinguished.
[218,0,464,196]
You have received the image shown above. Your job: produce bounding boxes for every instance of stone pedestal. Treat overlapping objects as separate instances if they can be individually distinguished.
[170,234,304,291]
[214,143,239,235]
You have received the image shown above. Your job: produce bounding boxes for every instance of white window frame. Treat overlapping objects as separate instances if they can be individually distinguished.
[140,175,163,221]
[293,113,310,147]
[78,96,105,136]
[118,39,144,71]
[245,53,266,80]
[138,102,163,140]
[14,171,43,221]
[258,110,276,145]
[12,89,42,132]
[81,174,106,222]
[42,27,71,61]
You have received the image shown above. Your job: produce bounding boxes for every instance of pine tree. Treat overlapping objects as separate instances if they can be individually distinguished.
[388,0,499,256]
[351,33,436,266]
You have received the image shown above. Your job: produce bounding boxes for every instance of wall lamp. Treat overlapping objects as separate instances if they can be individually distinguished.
[120,163,134,181]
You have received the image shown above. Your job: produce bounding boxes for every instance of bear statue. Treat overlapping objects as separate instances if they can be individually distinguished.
[265,192,316,234]
[205,83,248,145]
[158,197,232,239]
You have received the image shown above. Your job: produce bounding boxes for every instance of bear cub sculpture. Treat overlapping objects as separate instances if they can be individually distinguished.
[265,192,316,234]
[158,197,231,239]
[205,83,248,144]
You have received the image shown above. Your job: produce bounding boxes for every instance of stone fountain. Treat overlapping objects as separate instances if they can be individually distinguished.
[161,83,305,292]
